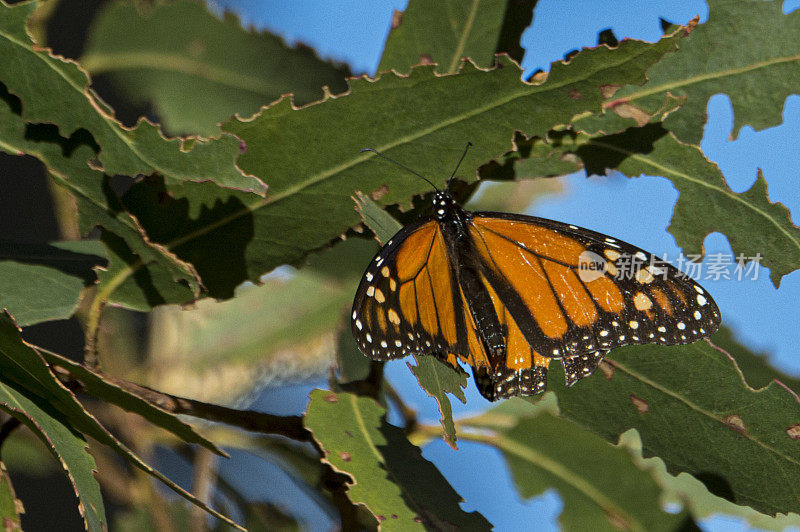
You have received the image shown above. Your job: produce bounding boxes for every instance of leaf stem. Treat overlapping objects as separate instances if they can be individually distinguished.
[383,379,418,433]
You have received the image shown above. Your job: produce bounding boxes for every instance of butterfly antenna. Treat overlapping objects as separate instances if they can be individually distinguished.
[445,141,473,190]
[361,148,439,190]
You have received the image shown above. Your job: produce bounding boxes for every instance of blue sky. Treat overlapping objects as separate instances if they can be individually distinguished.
[209,1,800,530]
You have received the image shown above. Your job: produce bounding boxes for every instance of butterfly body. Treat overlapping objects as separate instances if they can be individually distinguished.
[351,190,721,401]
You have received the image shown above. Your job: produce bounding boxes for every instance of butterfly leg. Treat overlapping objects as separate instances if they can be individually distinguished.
[561,350,609,387]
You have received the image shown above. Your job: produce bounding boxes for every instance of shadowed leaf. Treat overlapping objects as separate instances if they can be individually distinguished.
[82,0,351,136]
[0,1,261,192]
[0,89,202,308]
[494,0,538,64]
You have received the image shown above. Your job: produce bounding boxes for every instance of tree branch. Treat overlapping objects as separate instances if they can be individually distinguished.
[45,355,312,443]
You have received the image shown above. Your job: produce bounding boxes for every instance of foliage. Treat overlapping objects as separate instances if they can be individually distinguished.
[0,0,798,530]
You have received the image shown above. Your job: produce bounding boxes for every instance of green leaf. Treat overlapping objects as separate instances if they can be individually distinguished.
[0,312,243,530]
[612,0,800,145]
[407,356,467,449]
[82,0,351,137]
[0,0,261,192]
[547,341,800,517]
[618,429,800,531]
[304,389,491,530]
[512,125,800,286]
[36,347,225,456]
[0,461,23,530]
[0,88,202,308]
[585,128,800,286]
[467,410,693,531]
[710,327,800,393]
[139,31,678,296]
[0,384,106,532]
[379,0,512,74]
[0,240,105,326]
[353,191,403,244]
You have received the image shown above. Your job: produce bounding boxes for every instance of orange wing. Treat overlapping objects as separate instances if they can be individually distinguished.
[459,212,720,399]
[351,219,468,365]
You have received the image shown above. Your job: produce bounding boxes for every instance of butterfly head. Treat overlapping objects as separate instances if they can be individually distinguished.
[433,191,459,220]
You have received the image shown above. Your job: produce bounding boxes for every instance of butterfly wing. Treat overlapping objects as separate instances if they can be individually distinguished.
[464,212,720,395]
[351,218,469,366]
[351,208,721,402]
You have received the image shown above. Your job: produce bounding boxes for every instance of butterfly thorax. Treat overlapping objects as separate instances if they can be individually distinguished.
[433,191,472,241]
[433,191,507,366]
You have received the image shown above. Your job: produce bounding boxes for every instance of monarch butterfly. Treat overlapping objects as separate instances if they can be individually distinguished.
[351,145,721,401]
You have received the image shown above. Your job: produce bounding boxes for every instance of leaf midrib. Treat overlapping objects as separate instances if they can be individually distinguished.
[446,0,481,74]
[81,51,279,96]
[609,357,800,470]
[347,393,427,523]
[490,432,645,532]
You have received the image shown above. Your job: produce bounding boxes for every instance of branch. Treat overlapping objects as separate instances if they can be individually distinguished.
[44,352,312,443]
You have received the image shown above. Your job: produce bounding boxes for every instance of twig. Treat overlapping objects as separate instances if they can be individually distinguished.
[82,256,144,370]
[190,448,218,532]
[90,446,135,505]
[83,294,104,370]
[383,379,417,433]
[44,354,312,443]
